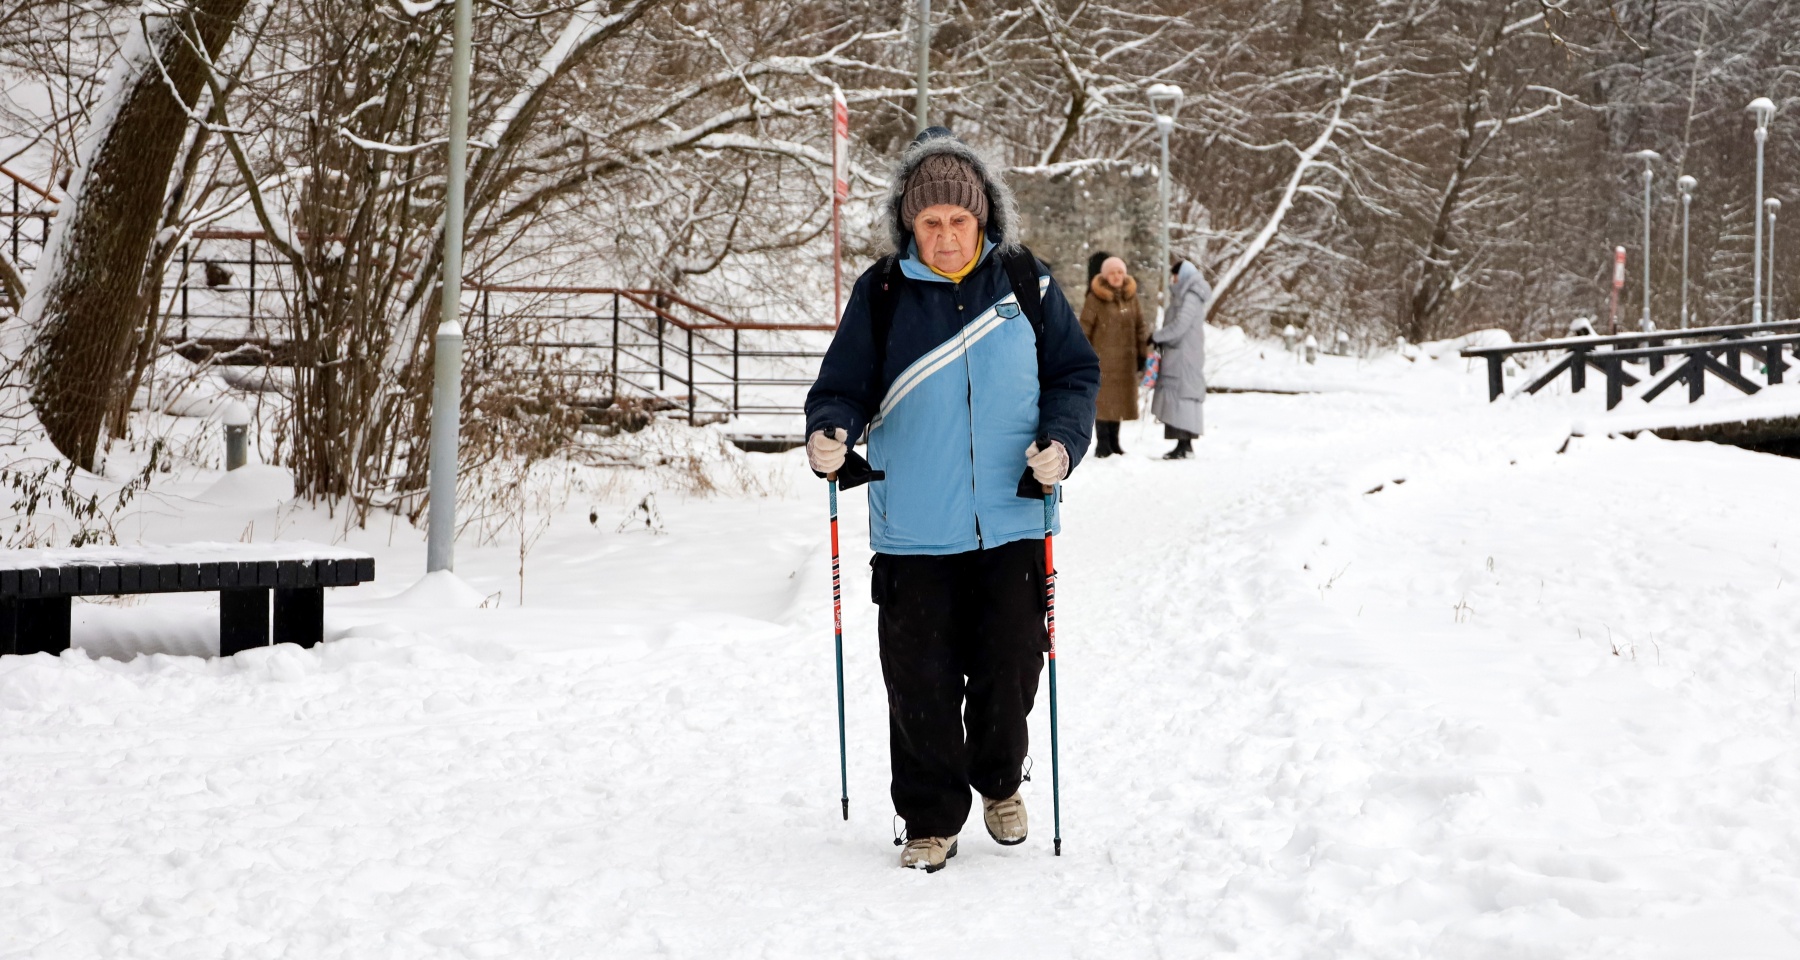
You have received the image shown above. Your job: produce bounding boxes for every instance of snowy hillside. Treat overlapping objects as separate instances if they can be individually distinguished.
[3,353,1800,958]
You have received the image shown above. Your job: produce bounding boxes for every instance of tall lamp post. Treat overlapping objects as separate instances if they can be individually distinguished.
[1678,174,1696,328]
[428,0,473,574]
[1146,83,1184,307]
[914,0,931,133]
[1632,150,1660,331]
[1751,97,1776,323]
[1769,197,1783,322]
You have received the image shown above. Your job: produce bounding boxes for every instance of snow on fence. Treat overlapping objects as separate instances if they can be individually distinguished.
[1462,319,1800,409]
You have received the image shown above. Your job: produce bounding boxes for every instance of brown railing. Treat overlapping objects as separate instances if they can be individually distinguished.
[1,166,58,312]
[467,283,833,425]
[0,213,832,429]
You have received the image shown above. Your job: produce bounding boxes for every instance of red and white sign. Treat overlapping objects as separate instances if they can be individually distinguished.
[1613,246,1627,287]
[833,91,850,202]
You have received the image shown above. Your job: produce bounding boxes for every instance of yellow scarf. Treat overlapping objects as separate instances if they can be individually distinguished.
[926,237,984,284]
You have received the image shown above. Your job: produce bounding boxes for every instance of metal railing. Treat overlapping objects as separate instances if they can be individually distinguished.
[1,165,58,314]
[467,284,834,425]
[0,210,834,430]
[1463,319,1800,409]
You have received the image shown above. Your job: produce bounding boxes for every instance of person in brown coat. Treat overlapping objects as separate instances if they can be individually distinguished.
[1078,256,1152,457]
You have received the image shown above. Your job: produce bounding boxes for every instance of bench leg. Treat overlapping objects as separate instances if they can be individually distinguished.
[219,588,270,657]
[2,597,72,656]
[274,587,324,649]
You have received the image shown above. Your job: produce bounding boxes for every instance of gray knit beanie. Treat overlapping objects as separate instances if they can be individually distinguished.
[901,153,990,231]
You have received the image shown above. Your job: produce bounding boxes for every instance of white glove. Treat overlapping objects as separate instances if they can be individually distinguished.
[808,428,848,475]
[1025,440,1069,486]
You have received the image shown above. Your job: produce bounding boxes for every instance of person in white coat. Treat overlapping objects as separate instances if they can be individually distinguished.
[1149,257,1210,459]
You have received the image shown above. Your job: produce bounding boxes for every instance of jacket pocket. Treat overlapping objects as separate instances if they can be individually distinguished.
[869,554,888,606]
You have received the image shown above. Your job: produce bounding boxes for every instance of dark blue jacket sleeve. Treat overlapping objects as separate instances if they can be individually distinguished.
[1036,271,1101,473]
[805,268,882,442]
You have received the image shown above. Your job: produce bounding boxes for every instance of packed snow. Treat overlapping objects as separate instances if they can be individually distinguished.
[3,344,1799,957]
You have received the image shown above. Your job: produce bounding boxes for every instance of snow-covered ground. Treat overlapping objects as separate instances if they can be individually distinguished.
[4,348,1800,958]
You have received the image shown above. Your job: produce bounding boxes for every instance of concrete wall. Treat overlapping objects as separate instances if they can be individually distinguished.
[1009,162,1162,308]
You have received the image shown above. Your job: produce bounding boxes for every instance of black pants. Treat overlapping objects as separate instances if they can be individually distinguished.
[1095,420,1122,456]
[871,538,1047,839]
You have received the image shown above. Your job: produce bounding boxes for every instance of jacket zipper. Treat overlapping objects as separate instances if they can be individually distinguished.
[957,281,982,548]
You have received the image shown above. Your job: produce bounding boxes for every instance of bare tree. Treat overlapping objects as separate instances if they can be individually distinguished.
[19,0,254,471]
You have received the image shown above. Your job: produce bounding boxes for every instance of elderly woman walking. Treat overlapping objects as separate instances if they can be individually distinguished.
[1078,256,1151,458]
[1150,257,1211,459]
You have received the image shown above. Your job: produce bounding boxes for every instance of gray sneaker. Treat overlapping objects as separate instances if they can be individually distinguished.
[899,835,959,873]
[982,791,1028,845]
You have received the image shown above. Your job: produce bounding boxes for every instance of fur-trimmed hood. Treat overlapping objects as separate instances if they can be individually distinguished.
[1089,273,1137,303]
[880,127,1021,256]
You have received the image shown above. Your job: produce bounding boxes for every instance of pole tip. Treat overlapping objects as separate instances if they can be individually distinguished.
[1054,839,1062,856]
[841,799,849,821]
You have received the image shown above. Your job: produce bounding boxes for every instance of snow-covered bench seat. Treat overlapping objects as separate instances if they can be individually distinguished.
[0,542,375,658]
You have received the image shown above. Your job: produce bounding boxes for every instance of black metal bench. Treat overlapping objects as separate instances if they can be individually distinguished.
[0,543,376,658]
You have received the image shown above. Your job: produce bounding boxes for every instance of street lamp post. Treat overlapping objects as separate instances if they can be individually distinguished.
[1632,150,1660,331]
[914,0,931,133]
[1769,197,1783,321]
[427,0,473,574]
[1146,83,1184,307]
[1678,174,1696,328]
[1751,97,1776,323]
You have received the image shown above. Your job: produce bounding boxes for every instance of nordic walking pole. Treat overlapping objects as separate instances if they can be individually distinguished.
[1042,483,1063,856]
[829,474,849,820]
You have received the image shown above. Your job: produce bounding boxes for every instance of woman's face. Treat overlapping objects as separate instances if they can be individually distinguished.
[1100,257,1127,287]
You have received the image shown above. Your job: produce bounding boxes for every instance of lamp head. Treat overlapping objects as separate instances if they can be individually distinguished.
[1678,174,1697,194]
[1768,197,1782,216]
[1631,149,1661,166]
[1145,82,1185,117]
[1750,97,1777,128]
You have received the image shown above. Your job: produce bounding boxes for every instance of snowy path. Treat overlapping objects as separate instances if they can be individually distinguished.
[4,385,1800,957]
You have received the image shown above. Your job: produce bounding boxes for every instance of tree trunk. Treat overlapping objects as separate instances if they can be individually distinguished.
[24,0,250,470]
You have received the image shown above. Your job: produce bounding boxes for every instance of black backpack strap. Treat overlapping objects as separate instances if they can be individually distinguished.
[868,255,901,381]
[999,246,1047,340]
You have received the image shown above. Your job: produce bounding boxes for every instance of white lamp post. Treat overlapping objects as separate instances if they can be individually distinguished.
[914,0,931,133]
[1769,197,1783,322]
[428,0,473,574]
[1678,174,1696,328]
[1751,97,1776,323]
[1146,83,1184,306]
[1632,150,1660,331]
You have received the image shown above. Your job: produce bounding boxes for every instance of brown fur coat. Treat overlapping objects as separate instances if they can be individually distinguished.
[1078,274,1151,421]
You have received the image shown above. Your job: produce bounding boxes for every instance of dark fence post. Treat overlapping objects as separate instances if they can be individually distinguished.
[480,291,491,371]
[656,297,666,391]
[248,235,258,319]
[180,243,192,340]
[611,292,621,404]
[733,328,741,415]
[687,326,696,423]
